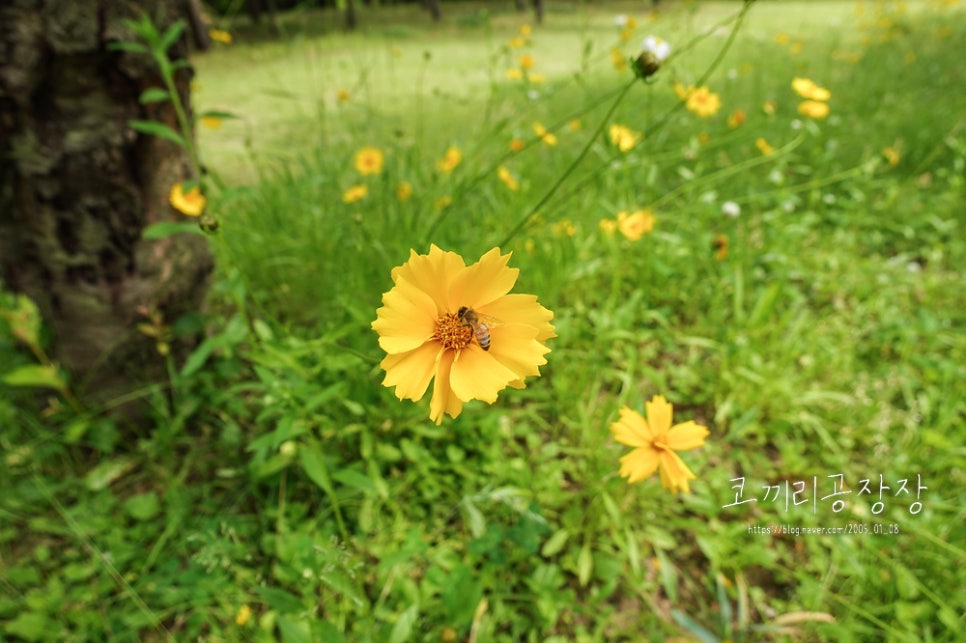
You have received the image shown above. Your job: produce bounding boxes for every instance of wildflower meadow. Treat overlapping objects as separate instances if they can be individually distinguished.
[2,0,965,640]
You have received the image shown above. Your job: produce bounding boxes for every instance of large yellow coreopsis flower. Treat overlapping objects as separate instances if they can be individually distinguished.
[610,395,709,493]
[372,245,555,424]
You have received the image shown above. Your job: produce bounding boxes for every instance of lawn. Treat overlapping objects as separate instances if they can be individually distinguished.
[2,0,965,641]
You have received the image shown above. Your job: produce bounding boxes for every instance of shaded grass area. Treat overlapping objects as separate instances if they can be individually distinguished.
[2,1,965,641]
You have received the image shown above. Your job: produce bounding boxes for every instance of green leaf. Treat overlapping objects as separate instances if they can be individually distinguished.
[4,611,51,642]
[107,41,149,54]
[387,604,419,643]
[84,457,136,491]
[298,444,336,496]
[124,492,161,521]
[541,529,570,558]
[331,469,378,495]
[139,87,170,104]
[317,622,347,643]
[2,364,66,392]
[199,109,241,120]
[277,615,312,643]
[2,293,42,348]
[128,119,186,147]
[142,221,203,240]
[159,20,187,52]
[255,586,304,614]
[577,543,593,587]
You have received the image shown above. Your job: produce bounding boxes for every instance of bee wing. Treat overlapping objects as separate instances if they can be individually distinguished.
[474,312,504,328]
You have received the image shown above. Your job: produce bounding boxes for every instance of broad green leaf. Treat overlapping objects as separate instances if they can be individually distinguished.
[159,20,187,52]
[577,543,593,587]
[139,87,170,104]
[298,444,335,496]
[331,469,378,495]
[319,568,367,607]
[142,221,202,240]
[387,604,419,643]
[128,119,186,147]
[254,586,303,614]
[107,41,149,54]
[199,109,241,120]
[541,529,570,558]
[277,615,312,643]
[84,457,135,491]
[2,364,65,391]
[4,611,51,642]
[317,622,347,643]
[3,293,42,347]
[124,492,161,521]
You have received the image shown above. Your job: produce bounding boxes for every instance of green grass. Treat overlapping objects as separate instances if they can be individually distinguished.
[3,0,966,641]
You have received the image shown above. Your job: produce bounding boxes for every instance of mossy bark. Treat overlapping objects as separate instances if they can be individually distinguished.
[0,1,213,409]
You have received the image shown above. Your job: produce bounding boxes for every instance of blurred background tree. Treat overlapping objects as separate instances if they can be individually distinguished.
[0,1,213,410]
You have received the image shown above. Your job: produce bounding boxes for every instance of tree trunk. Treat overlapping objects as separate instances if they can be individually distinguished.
[0,1,214,411]
[424,0,441,22]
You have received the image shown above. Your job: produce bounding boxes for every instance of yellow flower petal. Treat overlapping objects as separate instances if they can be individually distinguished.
[610,406,653,447]
[644,395,673,435]
[449,348,519,403]
[658,450,697,493]
[453,247,519,309]
[429,350,463,424]
[371,277,438,354]
[380,342,440,402]
[482,294,556,342]
[665,420,710,451]
[619,447,660,483]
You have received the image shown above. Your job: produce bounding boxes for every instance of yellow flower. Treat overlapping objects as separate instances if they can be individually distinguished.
[568,119,581,132]
[497,166,519,191]
[611,48,628,72]
[235,605,252,626]
[519,54,535,70]
[371,245,555,424]
[685,86,722,118]
[553,219,576,236]
[616,209,655,241]
[882,146,900,167]
[797,100,830,119]
[774,32,790,45]
[527,73,546,84]
[673,82,691,100]
[755,137,775,156]
[762,99,776,115]
[337,89,351,102]
[608,124,641,152]
[599,218,618,235]
[437,146,463,173]
[509,138,525,152]
[506,68,524,81]
[396,181,413,201]
[791,77,831,101]
[533,123,557,146]
[201,116,223,130]
[519,24,532,36]
[209,28,232,44]
[169,183,206,216]
[726,109,745,128]
[509,36,526,49]
[354,146,385,175]
[342,185,367,203]
[610,395,709,493]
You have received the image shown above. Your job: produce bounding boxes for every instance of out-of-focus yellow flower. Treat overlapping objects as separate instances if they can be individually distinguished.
[882,146,900,167]
[209,28,232,44]
[599,218,618,235]
[533,123,557,146]
[437,146,463,173]
[726,109,745,128]
[553,219,576,236]
[371,245,555,424]
[510,138,525,152]
[434,196,452,210]
[354,146,385,175]
[674,82,690,100]
[235,605,252,626]
[568,119,581,132]
[798,100,830,119]
[506,68,524,80]
[611,48,628,71]
[791,77,831,101]
[762,100,776,115]
[497,166,519,191]
[337,89,351,102]
[396,181,413,201]
[519,24,532,36]
[509,36,526,49]
[343,185,367,203]
[609,124,641,152]
[755,138,775,156]
[169,183,206,216]
[519,54,535,70]
[616,209,655,241]
[775,32,790,45]
[610,395,709,493]
[528,73,546,84]
[789,41,803,55]
[685,86,722,118]
[201,116,222,130]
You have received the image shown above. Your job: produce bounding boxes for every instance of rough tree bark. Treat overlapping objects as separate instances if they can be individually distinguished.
[0,1,213,409]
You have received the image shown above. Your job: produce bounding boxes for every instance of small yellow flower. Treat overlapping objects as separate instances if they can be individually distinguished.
[791,77,831,101]
[354,146,385,175]
[673,82,691,100]
[337,89,351,102]
[755,137,775,156]
[528,73,546,84]
[685,86,722,118]
[509,138,525,152]
[434,196,452,210]
[553,219,576,236]
[371,245,555,424]
[396,181,413,201]
[568,119,581,132]
[882,146,900,167]
[169,183,206,217]
[342,185,368,203]
[774,32,790,45]
[610,395,709,493]
[497,166,519,191]
[599,218,618,235]
[620,26,634,42]
[519,54,535,70]
[201,116,223,130]
[797,100,830,119]
[208,28,232,44]
[519,24,532,36]
[726,109,745,128]
[608,124,641,152]
[509,36,526,49]
[611,48,628,72]
[437,146,463,173]
[506,68,524,81]
[533,123,557,146]
[616,209,655,241]
[762,100,776,115]
[235,605,252,626]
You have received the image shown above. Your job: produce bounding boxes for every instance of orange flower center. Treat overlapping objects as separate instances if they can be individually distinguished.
[434,312,473,350]
[652,438,669,452]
